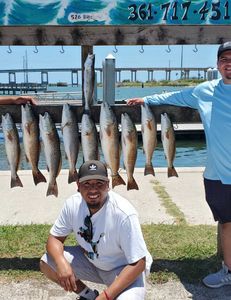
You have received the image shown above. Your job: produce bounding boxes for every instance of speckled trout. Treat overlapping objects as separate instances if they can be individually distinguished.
[84,54,95,112]
[161,113,178,177]
[100,101,125,188]
[2,113,23,188]
[39,112,62,197]
[121,113,139,190]
[141,103,157,176]
[61,103,79,183]
[21,104,46,185]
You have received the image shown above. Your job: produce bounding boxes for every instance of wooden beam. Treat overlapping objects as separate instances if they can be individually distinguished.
[0,104,201,124]
[0,25,230,46]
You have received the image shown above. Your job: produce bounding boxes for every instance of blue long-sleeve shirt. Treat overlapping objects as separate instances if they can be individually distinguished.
[144,79,231,184]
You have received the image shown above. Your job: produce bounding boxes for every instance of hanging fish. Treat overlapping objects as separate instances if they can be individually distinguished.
[84,53,95,112]
[100,101,125,188]
[141,103,157,176]
[21,104,46,185]
[61,103,79,184]
[81,112,99,162]
[39,112,62,197]
[161,113,178,177]
[121,113,139,190]
[2,113,23,188]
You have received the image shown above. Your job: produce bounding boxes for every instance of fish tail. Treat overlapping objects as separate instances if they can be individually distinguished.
[127,177,139,191]
[11,174,23,188]
[168,166,178,178]
[111,173,126,188]
[144,164,155,176]
[32,169,47,185]
[68,169,78,184]
[46,181,58,197]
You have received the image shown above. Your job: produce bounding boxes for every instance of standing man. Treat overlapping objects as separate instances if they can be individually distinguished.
[40,160,152,299]
[127,41,231,288]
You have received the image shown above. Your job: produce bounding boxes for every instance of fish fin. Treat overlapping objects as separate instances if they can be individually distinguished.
[147,120,152,130]
[127,177,139,190]
[7,132,14,142]
[105,127,112,137]
[25,122,31,135]
[144,164,155,176]
[32,169,47,185]
[11,174,23,188]
[65,153,68,160]
[112,173,126,188]
[25,154,29,163]
[168,167,178,178]
[68,169,78,184]
[46,181,58,197]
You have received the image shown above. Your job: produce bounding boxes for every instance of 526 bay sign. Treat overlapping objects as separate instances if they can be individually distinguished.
[127,1,231,25]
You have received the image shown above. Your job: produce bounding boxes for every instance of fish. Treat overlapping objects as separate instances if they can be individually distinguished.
[21,104,46,185]
[39,112,62,197]
[141,104,157,176]
[81,112,99,162]
[121,113,139,190]
[84,53,95,112]
[161,113,178,177]
[2,113,23,188]
[61,103,79,184]
[100,101,125,188]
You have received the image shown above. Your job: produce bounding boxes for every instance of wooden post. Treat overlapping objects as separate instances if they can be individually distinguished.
[81,45,93,107]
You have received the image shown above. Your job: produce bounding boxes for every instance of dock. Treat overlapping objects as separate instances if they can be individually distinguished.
[0,83,47,95]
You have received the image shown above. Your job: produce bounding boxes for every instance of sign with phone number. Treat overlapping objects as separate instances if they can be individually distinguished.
[66,0,231,26]
[127,1,231,25]
[1,0,231,26]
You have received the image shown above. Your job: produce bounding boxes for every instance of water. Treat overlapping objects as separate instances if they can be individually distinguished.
[0,85,206,170]
[0,130,206,171]
[46,85,189,101]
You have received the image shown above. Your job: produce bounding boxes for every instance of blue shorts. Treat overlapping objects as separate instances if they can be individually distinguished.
[204,178,231,224]
[41,245,146,300]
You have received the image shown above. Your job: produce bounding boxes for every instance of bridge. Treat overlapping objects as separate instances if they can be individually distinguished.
[0,66,211,87]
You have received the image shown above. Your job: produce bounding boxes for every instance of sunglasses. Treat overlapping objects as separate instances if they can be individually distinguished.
[82,215,93,243]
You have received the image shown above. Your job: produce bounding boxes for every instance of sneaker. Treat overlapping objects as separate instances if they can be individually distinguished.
[76,289,99,300]
[203,262,231,288]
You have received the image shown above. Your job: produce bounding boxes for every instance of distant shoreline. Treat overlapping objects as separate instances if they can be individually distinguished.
[97,79,206,88]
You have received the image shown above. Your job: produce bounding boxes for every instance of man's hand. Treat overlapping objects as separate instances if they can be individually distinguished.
[56,258,77,292]
[126,98,144,105]
[15,96,38,105]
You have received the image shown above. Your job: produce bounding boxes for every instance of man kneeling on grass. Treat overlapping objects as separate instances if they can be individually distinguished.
[40,160,152,300]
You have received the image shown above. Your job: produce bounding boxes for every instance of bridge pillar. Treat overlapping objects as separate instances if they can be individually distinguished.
[9,72,16,84]
[71,70,78,86]
[116,70,121,83]
[185,70,190,79]
[41,71,48,85]
[131,70,137,82]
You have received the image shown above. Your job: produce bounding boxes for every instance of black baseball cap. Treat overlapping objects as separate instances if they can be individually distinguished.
[217,41,231,58]
[78,160,109,183]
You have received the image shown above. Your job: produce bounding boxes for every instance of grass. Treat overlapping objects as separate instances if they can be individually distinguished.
[0,224,219,284]
[152,180,187,225]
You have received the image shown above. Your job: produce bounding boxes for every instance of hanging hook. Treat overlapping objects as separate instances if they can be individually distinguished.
[33,46,38,53]
[165,45,171,53]
[60,45,65,54]
[193,44,198,53]
[113,45,118,53]
[139,45,144,53]
[7,46,12,54]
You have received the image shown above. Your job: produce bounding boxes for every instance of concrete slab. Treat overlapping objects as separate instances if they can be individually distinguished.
[0,167,215,226]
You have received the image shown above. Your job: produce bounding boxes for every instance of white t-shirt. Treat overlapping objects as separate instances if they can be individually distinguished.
[50,190,152,272]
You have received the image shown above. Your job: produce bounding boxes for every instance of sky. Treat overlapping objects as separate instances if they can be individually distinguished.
[0,44,219,84]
